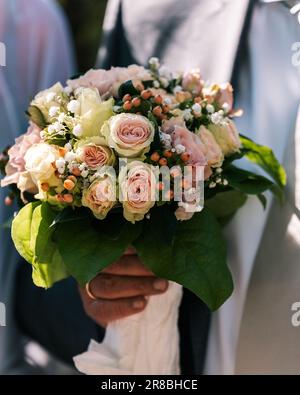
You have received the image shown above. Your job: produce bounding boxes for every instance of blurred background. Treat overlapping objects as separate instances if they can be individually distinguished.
[58,0,108,72]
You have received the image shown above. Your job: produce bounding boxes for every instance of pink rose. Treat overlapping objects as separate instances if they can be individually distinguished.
[215,83,234,112]
[102,113,155,158]
[197,126,224,168]
[68,65,152,98]
[161,117,186,133]
[182,69,203,96]
[119,161,156,223]
[83,146,112,169]
[1,123,41,191]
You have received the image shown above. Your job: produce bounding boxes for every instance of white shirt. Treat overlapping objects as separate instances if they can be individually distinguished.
[205,0,300,374]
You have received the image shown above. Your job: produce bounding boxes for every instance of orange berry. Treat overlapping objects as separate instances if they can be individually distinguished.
[41,182,50,192]
[156,182,165,191]
[153,106,162,116]
[4,196,13,206]
[67,175,77,183]
[180,152,190,162]
[56,194,64,203]
[64,179,75,191]
[59,147,66,157]
[63,194,74,204]
[123,100,132,111]
[194,97,201,103]
[150,152,160,162]
[162,104,170,113]
[132,97,141,107]
[141,90,152,100]
[154,95,163,105]
[122,94,131,102]
[163,150,173,158]
[159,157,168,166]
[72,167,81,177]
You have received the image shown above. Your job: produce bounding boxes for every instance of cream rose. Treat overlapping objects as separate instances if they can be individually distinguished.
[24,143,61,197]
[82,173,116,220]
[101,113,155,158]
[74,87,114,138]
[207,120,241,156]
[119,161,156,223]
[75,137,115,169]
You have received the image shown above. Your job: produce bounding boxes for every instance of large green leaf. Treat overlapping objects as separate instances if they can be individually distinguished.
[11,201,41,263]
[26,105,47,129]
[224,165,274,195]
[205,190,247,226]
[30,203,68,288]
[240,135,286,201]
[55,213,142,285]
[133,207,233,311]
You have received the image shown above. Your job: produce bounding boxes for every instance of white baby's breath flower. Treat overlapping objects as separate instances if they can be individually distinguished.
[53,121,64,132]
[153,80,160,88]
[73,124,82,137]
[49,106,59,117]
[163,97,172,105]
[210,112,223,125]
[222,102,230,112]
[67,99,80,114]
[149,57,160,69]
[55,158,66,174]
[183,109,193,121]
[160,77,169,88]
[158,65,172,80]
[175,144,186,154]
[206,104,215,113]
[209,181,216,188]
[64,142,72,152]
[173,85,182,94]
[64,151,77,162]
[113,105,121,112]
[223,179,228,186]
[48,125,56,134]
[81,169,89,178]
[57,112,66,123]
[192,103,202,114]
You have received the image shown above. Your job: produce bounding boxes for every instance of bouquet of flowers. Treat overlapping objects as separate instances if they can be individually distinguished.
[0,58,285,374]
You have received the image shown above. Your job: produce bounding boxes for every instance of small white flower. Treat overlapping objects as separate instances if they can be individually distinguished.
[64,151,77,162]
[209,181,216,189]
[173,85,183,94]
[183,109,193,121]
[73,124,82,137]
[113,105,121,113]
[149,57,160,69]
[79,163,87,171]
[49,106,59,117]
[210,112,223,125]
[64,143,72,152]
[223,179,229,186]
[206,104,215,113]
[192,103,202,114]
[67,99,80,114]
[48,124,56,134]
[57,112,66,123]
[55,158,66,174]
[163,97,172,105]
[216,177,222,184]
[81,170,89,178]
[46,92,56,103]
[160,77,169,88]
[146,213,151,220]
[158,65,172,80]
[171,148,176,153]
[175,144,186,154]
[53,121,64,132]
[216,167,223,174]
[153,80,160,88]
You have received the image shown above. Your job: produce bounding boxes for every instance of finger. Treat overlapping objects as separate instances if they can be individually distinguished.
[90,273,169,299]
[103,255,154,276]
[89,296,148,325]
[123,246,137,255]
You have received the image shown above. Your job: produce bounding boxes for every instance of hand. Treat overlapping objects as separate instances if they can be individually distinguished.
[79,247,169,327]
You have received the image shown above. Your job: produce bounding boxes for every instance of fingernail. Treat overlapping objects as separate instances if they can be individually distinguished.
[133,299,145,309]
[153,279,168,291]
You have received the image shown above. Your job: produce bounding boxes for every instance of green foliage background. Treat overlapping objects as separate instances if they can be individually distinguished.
[57,0,108,73]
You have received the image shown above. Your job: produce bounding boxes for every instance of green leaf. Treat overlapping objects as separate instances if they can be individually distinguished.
[257,193,267,210]
[12,202,68,288]
[240,135,286,200]
[224,165,274,195]
[55,213,143,286]
[118,80,139,98]
[26,105,47,129]
[11,201,41,263]
[133,207,233,311]
[205,190,247,226]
